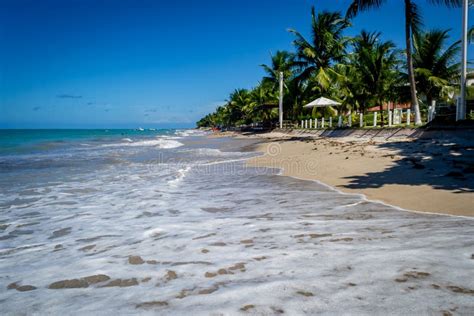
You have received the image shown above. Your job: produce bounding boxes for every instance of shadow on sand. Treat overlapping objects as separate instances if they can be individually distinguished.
[241,127,474,194]
[342,136,474,194]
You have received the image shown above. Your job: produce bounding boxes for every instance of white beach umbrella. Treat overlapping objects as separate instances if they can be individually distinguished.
[303,97,341,108]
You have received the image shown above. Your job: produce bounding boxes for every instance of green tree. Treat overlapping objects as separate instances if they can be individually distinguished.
[260,50,306,121]
[261,51,295,89]
[227,89,251,126]
[346,0,462,125]
[288,8,351,91]
[413,29,460,108]
[247,82,279,125]
[351,30,401,125]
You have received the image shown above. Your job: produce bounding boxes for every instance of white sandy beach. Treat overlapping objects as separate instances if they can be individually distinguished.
[236,129,474,217]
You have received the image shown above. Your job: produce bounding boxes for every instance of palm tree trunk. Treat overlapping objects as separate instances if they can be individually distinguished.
[404,0,422,125]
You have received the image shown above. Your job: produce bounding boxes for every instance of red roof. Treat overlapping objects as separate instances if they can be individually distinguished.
[366,102,411,112]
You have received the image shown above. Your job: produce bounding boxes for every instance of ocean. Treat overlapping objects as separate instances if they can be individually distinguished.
[0,129,473,314]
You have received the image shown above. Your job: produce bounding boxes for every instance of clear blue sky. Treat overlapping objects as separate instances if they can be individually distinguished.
[0,0,469,128]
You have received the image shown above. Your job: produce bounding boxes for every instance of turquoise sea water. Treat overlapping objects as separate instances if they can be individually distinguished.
[0,129,176,155]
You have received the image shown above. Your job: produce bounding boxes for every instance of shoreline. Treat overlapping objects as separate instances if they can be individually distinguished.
[213,128,474,217]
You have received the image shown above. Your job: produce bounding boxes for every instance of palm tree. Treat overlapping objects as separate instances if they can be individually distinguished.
[288,8,351,90]
[413,29,460,108]
[260,51,295,89]
[227,89,251,126]
[351,31,401,125]
[260,50,296,122]
[346,0,462,125]
[246,82,279,125]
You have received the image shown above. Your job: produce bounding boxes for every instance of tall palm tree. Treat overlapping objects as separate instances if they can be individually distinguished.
[260,50,295,89]
[260,50,306,120]
[260,50,295,121]
[289,8,351,90]
[413,29,460,107]
[351,31,401,125]
[346,0,462,125]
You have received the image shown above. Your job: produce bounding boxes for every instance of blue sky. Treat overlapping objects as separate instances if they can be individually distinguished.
[0,0,469,128]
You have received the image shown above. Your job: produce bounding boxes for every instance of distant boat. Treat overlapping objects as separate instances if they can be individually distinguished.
[137,127,144,131]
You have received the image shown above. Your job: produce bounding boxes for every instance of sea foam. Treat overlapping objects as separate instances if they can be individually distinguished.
[100,137,183,149]
[1,129,473,315]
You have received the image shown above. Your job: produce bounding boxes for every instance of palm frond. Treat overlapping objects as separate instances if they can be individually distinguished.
[409,1,424,35]
[427,0,462,7]
[345,0,385,19]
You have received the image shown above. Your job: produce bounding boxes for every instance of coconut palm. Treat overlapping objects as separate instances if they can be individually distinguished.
[350,31,401,125]
[246,82,279,125]
[346,0,462,125]
[413,29,460,108]
[288,8,351,90]
[227,89,251,126]
[260,51,295,90]
[331,62,364,113]
[261,49,313,121]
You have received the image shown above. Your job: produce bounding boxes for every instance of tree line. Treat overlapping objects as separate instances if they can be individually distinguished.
[197,0,461,128]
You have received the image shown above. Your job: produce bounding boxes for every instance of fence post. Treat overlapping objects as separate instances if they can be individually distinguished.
[359,113,363,127]
[337,116,342,128]
[321,117,325,128]
[309,119,312,129]
[406,109,411,126]
[329,117,332,128]
[388,110,392,127]
[348,112,352,127]
[373,112,377,127]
